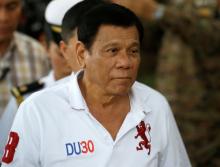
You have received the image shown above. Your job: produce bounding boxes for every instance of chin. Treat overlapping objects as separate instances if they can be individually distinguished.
[111,87,131,96]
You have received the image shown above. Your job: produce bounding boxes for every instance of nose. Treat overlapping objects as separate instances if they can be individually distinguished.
[116,50,132,69]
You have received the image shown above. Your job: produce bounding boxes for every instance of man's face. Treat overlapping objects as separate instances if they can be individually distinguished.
[48,41,72,80]
[0,0,21,42]
[81,25,140,96]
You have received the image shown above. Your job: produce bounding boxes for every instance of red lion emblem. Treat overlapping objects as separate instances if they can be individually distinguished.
[135,121,151,155]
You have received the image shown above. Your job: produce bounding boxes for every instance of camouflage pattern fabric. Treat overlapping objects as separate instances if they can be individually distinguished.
[156,5,220,166]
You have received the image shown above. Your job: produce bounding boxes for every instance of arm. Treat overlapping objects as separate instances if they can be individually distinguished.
[159,101,191,167]
[1,100,41,167]
[0,97,18,160]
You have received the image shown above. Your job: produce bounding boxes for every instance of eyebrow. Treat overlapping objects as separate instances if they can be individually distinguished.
[6,0,20,4]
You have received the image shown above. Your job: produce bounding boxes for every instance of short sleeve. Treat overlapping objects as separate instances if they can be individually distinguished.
[159,101,191,167]
[1,99,41,167]
[0,97,18,159]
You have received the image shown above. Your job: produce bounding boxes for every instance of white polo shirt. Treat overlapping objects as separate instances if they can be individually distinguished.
[1,71,191,167]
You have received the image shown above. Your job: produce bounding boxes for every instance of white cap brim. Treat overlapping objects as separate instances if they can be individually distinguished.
[45,0,83,26]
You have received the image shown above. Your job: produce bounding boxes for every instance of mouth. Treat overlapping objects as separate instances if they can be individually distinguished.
[111,77,133,84]
[113,77,132,80]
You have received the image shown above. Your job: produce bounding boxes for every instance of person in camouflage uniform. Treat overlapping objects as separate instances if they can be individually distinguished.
[111,0,220,166]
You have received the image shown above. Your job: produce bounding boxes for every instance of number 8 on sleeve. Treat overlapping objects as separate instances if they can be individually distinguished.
[2,132,19,164]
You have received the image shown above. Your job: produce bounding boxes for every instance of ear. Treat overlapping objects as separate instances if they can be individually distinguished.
[59,40,68,60]
[75,41,87,68]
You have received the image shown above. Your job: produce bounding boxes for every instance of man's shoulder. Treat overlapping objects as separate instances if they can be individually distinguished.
[24,80,70,106]
[11,80,45,105]
[14,32,46,51]
[133,81,170,108]
[13,32,49,72]
[134,81,167,100]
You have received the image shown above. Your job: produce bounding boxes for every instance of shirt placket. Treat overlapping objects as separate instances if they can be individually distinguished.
[84,108,114,146]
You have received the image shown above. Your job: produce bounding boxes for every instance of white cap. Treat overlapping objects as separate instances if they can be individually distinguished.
[45,0,83,26]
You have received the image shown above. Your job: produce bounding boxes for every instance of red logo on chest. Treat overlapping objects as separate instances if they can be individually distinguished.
[134,121,151,155]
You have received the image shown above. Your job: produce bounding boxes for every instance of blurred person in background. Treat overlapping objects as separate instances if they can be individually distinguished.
[0,0,50,119]
[60,0,104,72]
[17,0,50,41]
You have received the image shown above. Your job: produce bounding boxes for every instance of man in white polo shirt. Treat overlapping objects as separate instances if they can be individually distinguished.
[1,3,191,167]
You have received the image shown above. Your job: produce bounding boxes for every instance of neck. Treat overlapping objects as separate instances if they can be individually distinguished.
[78,76,130,140]
[54,72,62,81]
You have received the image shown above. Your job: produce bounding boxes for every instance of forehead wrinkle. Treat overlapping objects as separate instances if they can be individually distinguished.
[98,39,139,48]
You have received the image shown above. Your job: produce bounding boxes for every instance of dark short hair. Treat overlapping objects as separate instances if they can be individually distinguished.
[77,3,144,50]
[44,23,61,46]
[61,0,105,42]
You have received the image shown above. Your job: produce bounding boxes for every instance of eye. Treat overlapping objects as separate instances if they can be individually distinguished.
[131,49,139,53]
[6,2,19,11]
[128,47,140,56]
[106,48,119,54]
[105,47,120,57]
